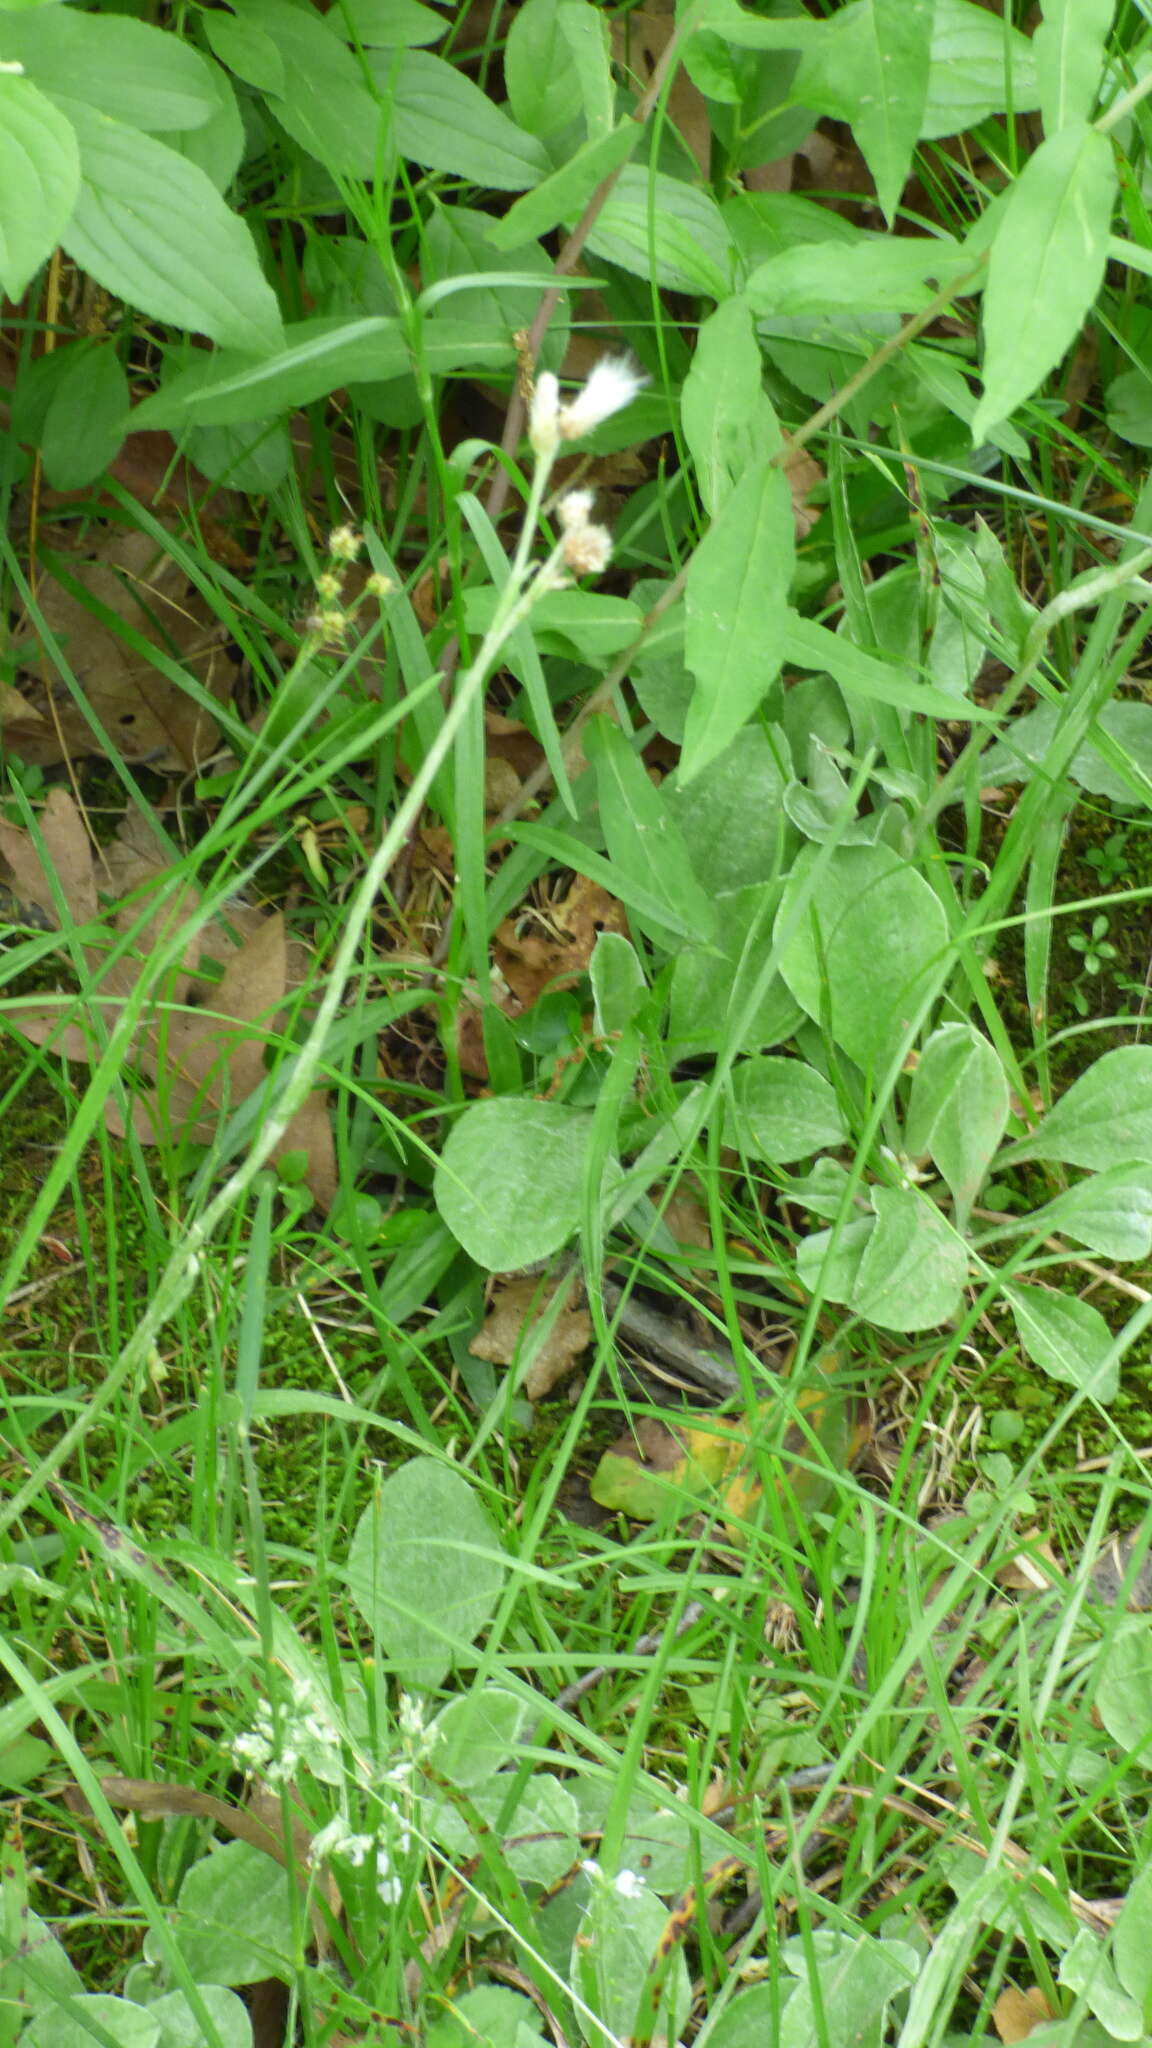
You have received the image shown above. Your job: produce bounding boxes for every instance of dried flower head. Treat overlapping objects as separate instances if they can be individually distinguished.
[556,489,596,533]
[562,523,612,577]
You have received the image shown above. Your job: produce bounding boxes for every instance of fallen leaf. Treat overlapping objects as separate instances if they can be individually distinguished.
[494,874,629,1011]
[3,792,336,1207]
[469,1273,593,1400]
[993,1985,1056,2043]
[7,526,232,769]
[590,1358,867,1540]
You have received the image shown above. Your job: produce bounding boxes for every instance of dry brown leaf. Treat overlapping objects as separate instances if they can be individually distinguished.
[2,792,337,1208]
[7,527,231,769]
[469,1274,593,1400]
[992,1986,1056,2043]
[612,0,712,175]
[494,874,629,1011]
[0,784,97,926]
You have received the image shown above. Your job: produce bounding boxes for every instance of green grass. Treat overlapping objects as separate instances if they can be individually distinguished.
[6,5,1152,2046]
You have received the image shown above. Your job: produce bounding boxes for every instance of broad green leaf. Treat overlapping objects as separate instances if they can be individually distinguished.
[171,54,245,193]
[922,0,1038,138]
[590,931,646,1038]
[690,0,824,50]
[39,340,129,489]
[1096,1622,1152,1754]
[464,586,643,665]
[427,1987,549,2048]
[665,725,790,893]
[725,1056,846,1164]
[668,881,803,1057]
[367,48,549,189]
[1106,368,1152,449]
[168,1842,295,1984]
[586,716,716,948]
[1114,1863,1152,2006]
[681,296,781,517]
[573,1872,691,2046]
[184,416,293,493]
[1030,1165,1152,1262]
[683,459,794,780]
[430,1688,534,1786]
[0,9,219,129]
[131,317,404,429]
[1006,1283,1120,1401]
[746,234,966,316]
[1059,1930,1143,2045]
[972,121,1116,441]
[796,1216,874,1307]
[56,99,283,353]
[0,74,78,299]
[775,843,950,1073]
[559,0,614,138]
[435,1096,605,1268]
[584,165,734,299]
[504,0,584,136]
[852,1185,967,1332]
[148,1984,254,2048]
[423,205,564,358]
[235,0,389,175]
[489,120,639,248]
[333,0,448,46]
[1033,0,1115,134]
[24,1997,160,2048]
[202,11,286,93]
[979,699,1152,805]
[1008,1047,1152,1170]
[783,613,994,722]
[904,1022,1008,1226]
[778,1934,920,2048]
[345,1456,506,1689]
[793,0,934,223]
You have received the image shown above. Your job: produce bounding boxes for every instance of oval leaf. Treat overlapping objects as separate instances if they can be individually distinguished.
[1011,1046,1152,1170]
[725,1055,846,1164]
[345,1456,506,1691]
[904,1022,1009,1226]
[775,843,950,1074]
[435,1096,602,1270]
[852,1185,967,1333]
[1006,1283,1120,1401]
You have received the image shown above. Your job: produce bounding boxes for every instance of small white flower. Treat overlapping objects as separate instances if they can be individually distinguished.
[558,357,646,441]
[377,1873,403,1906]
[581,1858,602,1882]
[309,1818,374,1869]
[613,1869,645,1899]
[529,370,562,455]
[398,1694,427,1739]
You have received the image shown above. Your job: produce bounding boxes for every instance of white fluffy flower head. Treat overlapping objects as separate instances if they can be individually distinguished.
[558,357,646,441]
[529,357,645,455]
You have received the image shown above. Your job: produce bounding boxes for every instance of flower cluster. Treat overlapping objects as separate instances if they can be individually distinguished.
[304,529,392,645]
[231,1680,343,1789]
[556,490,612,577]
[308,1802,412,1906]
